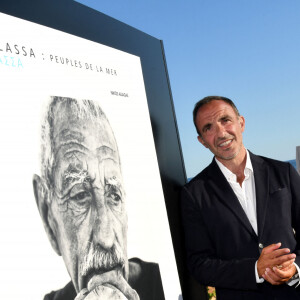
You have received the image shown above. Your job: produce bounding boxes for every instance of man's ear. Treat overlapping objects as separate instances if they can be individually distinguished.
[197,135,209,148]
[239,115,245,132]
[33,174,61,256]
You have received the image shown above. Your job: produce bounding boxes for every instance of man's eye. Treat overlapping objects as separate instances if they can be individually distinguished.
[71,191,91,201]
[69,183,92,203]
[203,126,211,132]
[222,118,230,123]
[105,184,122,206]
[109,192,121,202]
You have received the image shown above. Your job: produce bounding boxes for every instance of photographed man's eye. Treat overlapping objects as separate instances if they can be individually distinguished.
[221,117,231,123]
[203,125,211,133]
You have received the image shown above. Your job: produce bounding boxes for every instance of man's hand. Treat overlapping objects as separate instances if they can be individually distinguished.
[76,286,128,300]
[75,270,140,300]
[263,262,297,285]
[257,243,297,285]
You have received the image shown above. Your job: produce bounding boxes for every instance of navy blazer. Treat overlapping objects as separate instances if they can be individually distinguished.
[181,152,300,299]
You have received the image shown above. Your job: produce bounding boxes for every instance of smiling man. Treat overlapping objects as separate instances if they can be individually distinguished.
[33,96,164,300]
[181,96,300,299]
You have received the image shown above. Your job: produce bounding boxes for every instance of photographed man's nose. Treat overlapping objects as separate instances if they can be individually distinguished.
[92,191,115,250]
[215,123,226,137]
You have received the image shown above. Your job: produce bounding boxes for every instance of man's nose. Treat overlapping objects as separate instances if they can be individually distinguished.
[92,191,115,250]
[215,123,226,137]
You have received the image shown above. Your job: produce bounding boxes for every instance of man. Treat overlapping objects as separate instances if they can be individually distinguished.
[33,96,165,300]
[181,96,300,299]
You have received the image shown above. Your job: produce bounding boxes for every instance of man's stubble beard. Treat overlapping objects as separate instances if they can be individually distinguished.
[214,139,244,161]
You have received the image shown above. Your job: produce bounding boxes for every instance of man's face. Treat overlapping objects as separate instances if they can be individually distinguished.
[195,100,245,161]
[48,103,128,292]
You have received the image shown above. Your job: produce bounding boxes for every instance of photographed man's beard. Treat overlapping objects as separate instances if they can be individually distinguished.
[80,241,126,287]
[214,135,242,161]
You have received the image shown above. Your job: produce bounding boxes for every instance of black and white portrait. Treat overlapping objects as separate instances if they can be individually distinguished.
[0,12,181,299]
[33,96,165,300]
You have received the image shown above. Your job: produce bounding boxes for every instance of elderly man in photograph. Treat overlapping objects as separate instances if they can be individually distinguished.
[181,96,300,299]
[33,96,164,300]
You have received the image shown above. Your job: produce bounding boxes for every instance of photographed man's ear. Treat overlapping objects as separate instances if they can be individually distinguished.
[239,115,245,132]
[33,174,61,256]
[197,135,209,148]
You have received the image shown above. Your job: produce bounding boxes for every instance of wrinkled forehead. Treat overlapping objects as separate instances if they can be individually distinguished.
[50,102,123,193]
[51,101,119,158]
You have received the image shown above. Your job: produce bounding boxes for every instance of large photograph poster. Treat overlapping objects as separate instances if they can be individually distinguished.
[0,12,181,300]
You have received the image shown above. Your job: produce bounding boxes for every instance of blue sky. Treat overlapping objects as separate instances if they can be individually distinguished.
[76,0,300,178]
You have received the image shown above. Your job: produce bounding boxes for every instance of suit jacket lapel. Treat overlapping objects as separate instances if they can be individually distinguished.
[207,159,257,238]
[249,152,269,239]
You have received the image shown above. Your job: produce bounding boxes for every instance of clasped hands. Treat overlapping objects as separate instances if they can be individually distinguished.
[257,242,297,285]
[75,270,140,300]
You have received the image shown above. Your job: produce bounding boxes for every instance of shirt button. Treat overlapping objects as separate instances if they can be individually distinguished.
[259,243,264,249]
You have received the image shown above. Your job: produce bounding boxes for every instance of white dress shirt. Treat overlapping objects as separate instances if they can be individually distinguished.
[215,150,257,234]
[215,150,299,286]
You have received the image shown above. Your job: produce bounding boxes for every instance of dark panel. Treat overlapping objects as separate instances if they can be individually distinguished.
[0,0,207,298]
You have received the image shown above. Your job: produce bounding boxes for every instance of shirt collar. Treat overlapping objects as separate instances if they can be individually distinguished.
[215,149,253,183]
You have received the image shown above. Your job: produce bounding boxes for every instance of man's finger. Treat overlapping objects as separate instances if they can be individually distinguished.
[75,288,89,300]
[87,270,118,290]
[262,243,282,254]
[272,263,296,279]
[85,285,127,300]
[274,258,295,271]
[271,253,296,266]
[87,270,139,300]
[270,248,291,259]
[264,268,284,285]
